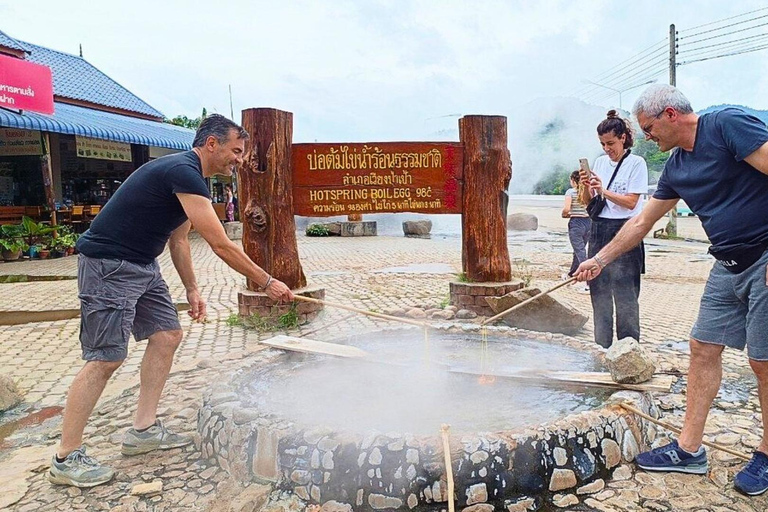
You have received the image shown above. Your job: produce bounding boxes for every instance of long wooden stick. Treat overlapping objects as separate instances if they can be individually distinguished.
[483,277,577,325]
[440,424,455,512]
[293,295,430,328]
[619,402,750,462]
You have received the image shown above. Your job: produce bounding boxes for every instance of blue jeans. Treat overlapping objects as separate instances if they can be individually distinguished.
[567,217,591,276]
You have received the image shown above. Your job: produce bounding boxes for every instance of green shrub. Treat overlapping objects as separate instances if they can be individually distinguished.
[306,224,331,237]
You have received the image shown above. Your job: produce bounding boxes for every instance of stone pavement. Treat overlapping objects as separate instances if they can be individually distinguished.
[0,207,766,511]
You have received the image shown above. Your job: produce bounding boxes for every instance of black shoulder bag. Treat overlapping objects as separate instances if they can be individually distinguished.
[586,150,631,221]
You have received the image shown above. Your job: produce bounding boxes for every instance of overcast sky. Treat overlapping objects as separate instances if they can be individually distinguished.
[3,0,767,145]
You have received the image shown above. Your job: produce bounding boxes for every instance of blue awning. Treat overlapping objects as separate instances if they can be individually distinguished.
[0,102,194,150]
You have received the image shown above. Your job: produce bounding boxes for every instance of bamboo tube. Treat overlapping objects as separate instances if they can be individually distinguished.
[293,295,430,328]
[619,402,750,462]
[482,277,577,325]
[440,424,455,512]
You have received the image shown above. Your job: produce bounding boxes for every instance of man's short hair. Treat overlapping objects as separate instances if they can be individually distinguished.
[632,84,694,118]
[192,114,249,148]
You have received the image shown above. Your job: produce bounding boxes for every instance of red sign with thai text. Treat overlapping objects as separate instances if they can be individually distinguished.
[0,54,54,115]
[292,142,463,217]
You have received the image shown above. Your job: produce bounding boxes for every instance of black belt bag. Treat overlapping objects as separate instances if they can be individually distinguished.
[708,240,768,274]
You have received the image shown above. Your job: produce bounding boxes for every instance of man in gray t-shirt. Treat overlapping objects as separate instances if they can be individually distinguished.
[574,85,768,495]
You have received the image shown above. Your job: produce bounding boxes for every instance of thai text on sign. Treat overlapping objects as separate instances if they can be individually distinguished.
[0,54,54,115]
[75,136,132,162]
[292,142,463,216]
[0,129,43,156]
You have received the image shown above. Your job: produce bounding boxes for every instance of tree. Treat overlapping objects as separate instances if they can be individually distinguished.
[633,138,669,184]
[533,164,571,195]
[166,108,208,130]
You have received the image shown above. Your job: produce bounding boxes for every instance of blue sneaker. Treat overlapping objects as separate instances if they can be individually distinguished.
[734,451,768,496]
[635,440,708,474]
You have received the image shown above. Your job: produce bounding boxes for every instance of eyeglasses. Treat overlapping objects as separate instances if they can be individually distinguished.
[641,110,665,137]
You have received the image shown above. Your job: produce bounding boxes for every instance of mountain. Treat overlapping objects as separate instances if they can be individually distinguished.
[698,104,768,125]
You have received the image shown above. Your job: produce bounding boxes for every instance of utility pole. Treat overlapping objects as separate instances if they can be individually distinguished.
[666,23,678,237]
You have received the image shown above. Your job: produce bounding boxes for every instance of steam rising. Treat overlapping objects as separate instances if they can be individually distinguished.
[242,330,606,435]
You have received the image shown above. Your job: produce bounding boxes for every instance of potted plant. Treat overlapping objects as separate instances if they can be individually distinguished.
[0,224,28,262]
[52,227,77,257]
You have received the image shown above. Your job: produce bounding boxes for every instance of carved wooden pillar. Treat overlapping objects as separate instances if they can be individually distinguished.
[238,108,306,290]
[459,115,512,282]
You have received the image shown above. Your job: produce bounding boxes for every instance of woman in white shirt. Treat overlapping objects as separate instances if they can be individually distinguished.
[579,110,648,348]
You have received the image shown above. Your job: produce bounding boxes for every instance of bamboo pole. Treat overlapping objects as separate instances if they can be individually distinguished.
[482,277,577,325]
[293,295,431,328]
[619,402,750,462]
[440,424,455,512]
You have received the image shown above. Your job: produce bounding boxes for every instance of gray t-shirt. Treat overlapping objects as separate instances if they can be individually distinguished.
[653,108,768,247]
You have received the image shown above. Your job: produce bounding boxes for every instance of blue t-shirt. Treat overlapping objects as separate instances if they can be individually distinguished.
[77,151,211,264]
[653,108,768,247]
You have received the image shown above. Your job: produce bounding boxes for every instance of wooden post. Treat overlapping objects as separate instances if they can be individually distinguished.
[41,133,57,226]
[347,213,362,222]
[239,108,306,290]
[459,115,512,282]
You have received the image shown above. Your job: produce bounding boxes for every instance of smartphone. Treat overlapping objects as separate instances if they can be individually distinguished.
[578,158,591,182]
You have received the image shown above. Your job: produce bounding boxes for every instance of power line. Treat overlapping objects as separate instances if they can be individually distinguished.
[566,39,667,97]
[581,57,668,99]
[677,31,768,54]
[678,43,768,66]
[678,34,768,59]
[679,6,768,33]
[679,13,768,39]
[679,19,768,45]
[575,52,667,99]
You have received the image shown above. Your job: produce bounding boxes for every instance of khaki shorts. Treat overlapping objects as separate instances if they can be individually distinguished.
[78,255,181,362]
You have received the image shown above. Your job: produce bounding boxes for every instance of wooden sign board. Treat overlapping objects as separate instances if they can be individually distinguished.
[292,142,463,216]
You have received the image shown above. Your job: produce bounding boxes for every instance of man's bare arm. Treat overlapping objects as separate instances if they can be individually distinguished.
[168,221,197,291]
[744,140,768,176]
[175,193,293,301]
[595,197,678,265]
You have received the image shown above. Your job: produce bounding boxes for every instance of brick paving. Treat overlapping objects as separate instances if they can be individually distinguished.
[0,207,765,511]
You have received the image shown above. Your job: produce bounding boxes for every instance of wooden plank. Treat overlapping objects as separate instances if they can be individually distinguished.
[260,335,369,359]
[260,335,677,393]
[449,366,675,393]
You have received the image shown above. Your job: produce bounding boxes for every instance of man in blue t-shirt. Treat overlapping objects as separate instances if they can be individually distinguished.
[49,115,294,488]
[574,85,768,495]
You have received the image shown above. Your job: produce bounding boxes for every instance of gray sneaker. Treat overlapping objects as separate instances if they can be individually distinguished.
[48,446,115,488]
[121,418,193,456]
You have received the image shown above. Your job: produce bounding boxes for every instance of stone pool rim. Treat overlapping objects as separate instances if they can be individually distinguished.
[197,324,663,511]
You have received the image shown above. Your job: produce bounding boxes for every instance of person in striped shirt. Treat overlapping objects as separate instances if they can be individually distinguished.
[562,170,591,292]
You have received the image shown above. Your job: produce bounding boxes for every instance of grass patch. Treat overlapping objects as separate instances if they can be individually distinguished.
[226,304,302,332]
[456,272,471,283]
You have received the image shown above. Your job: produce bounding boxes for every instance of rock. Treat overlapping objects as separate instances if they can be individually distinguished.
[227,484,272,512]
[485,287,588,335]
[318,501,352,512]
[505,497,537,512]
[601,439,621,469]
[455,309,477,320]
[507,213,538,231]
[549,469,577,492]
[324,222,342,236]
[551,494,579,508]
[605,337,656,384]
[466,483,488,505]
[402,220,432,239]
[131,481,163,497]
[384,308,407,317]
[406,308,427,319]
[611,464,632,480]
[0,374,22,412]
[340,221,377,237]
[576,479,605,495]
[224,222,242,240]
[368,494,402,509]
[463,505,494,512]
